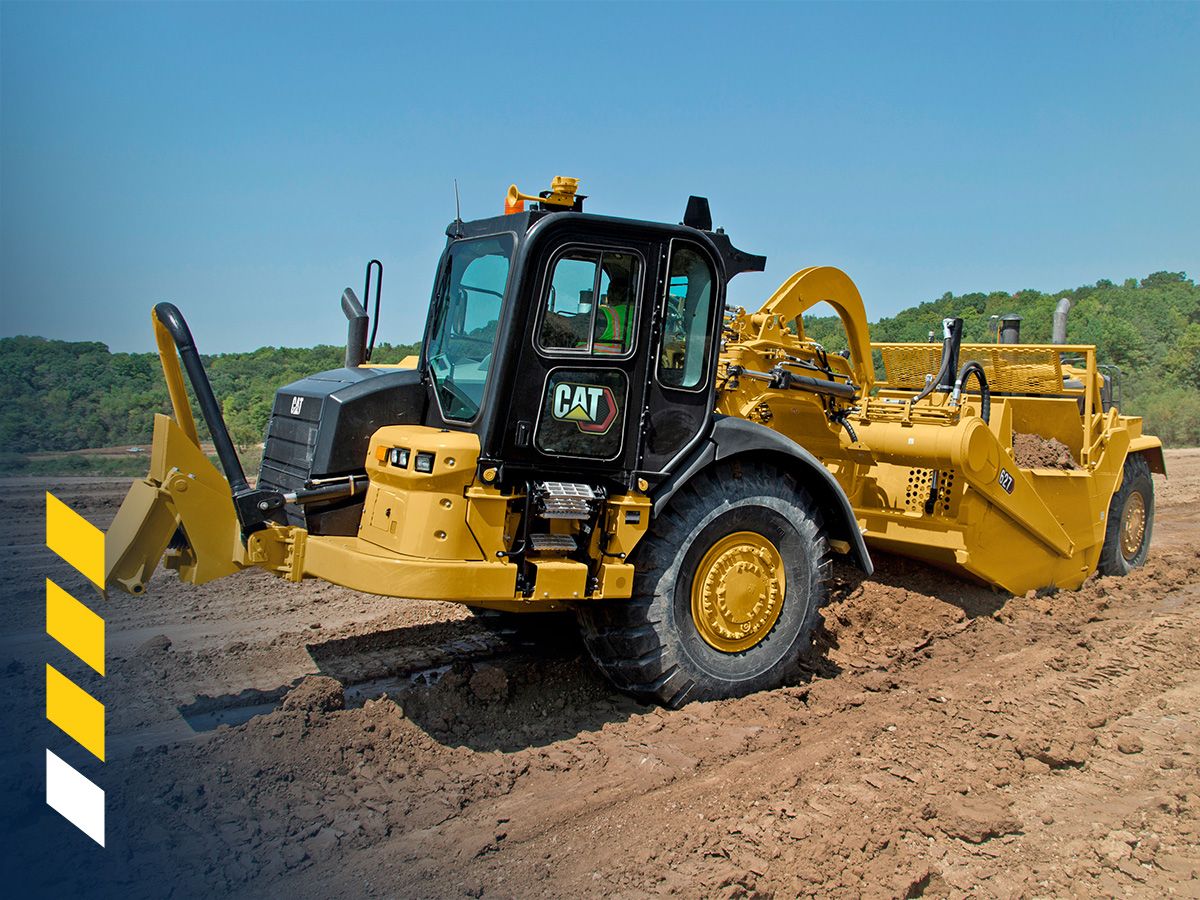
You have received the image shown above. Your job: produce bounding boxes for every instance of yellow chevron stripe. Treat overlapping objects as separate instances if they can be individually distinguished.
[46,579,105,676]
[46,493,105,589]
[46,664,105,762]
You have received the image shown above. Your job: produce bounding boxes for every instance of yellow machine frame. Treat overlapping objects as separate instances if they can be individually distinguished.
[106,311,650,608]
[108,266,1161,603]
[716,267,1161,594]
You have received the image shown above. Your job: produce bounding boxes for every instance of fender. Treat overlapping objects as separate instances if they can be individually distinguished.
[652,415,873,575]
[1129,435,1166,475]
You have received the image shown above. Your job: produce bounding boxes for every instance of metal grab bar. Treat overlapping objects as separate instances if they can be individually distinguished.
[364,259,383,361]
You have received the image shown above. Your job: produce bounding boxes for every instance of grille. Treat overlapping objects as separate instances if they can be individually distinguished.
[904,468,956,516]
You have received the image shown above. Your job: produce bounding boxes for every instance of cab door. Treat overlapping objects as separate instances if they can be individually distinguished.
[500,230,657,479]
[638,239,723,474]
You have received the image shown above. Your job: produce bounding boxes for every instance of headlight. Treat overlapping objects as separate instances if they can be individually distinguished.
[414,451,435,473]
[389,447,410,468]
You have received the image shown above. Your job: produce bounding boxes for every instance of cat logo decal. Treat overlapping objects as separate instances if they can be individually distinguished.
[550,382,619,435]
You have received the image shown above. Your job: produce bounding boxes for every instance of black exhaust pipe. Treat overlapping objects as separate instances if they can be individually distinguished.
[999,313,1022,345]
[341,288,369,368]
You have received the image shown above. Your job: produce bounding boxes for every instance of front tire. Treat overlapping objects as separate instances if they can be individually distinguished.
[1097,453,1154,575]
[577,462,831,707]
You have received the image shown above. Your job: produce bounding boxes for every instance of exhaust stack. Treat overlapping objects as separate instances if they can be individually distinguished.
[341,288,369,368]
[1052,297,1071,344]
[999,313,1022,344]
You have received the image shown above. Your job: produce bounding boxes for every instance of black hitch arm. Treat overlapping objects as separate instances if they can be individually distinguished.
[152,302,283,533]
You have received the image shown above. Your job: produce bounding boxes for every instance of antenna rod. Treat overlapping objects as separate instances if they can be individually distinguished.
[451,179,464,238]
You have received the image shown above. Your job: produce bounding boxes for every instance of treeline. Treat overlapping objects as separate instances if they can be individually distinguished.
[1,272,1197,455]
[803,271,1200,446]
[0,339,418,454]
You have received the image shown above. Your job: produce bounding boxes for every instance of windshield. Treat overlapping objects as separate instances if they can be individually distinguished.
[426,234,515,421]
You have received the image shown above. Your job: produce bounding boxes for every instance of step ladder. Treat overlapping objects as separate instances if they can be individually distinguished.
[534,481,598,520]
[528,533,578,552]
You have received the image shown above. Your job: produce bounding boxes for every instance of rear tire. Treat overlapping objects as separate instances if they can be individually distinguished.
[1097,453,1154,575]
[577,462,831,707]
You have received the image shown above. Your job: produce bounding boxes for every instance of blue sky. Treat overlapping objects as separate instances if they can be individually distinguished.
[1,1,1197,353]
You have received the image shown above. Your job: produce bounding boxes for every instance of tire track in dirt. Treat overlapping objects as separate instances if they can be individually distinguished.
[363,541,1200,899]
[77,524,1197,899]
[3,463,1199,898]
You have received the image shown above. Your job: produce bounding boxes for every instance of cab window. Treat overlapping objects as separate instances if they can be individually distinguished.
[539,249,639,356]
[426,234,515,422]
[658,245,715,389]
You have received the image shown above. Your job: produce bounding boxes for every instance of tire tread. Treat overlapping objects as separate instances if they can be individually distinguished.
[577,461,832,707]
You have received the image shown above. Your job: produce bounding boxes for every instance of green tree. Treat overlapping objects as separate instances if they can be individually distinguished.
[1163,323,1200,392]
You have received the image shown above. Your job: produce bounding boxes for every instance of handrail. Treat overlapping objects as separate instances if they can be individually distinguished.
[1081,346,1096,467]
[364,259,383,362]
[872,342,1100,353]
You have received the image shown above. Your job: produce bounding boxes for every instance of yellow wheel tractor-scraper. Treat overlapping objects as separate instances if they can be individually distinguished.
[106,178,1165,707]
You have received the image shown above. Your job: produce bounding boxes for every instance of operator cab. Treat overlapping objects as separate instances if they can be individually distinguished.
[419,177,766,495]
[258,178,763,536]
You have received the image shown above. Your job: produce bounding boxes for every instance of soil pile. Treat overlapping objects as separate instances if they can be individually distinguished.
[281,675,346,714]
[1013,432,1077,469]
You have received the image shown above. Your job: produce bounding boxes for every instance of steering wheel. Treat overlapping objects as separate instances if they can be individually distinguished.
[426,354,470,407]
[435,374,475,415]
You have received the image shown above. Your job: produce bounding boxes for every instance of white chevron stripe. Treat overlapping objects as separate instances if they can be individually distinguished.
[45,749,105,847]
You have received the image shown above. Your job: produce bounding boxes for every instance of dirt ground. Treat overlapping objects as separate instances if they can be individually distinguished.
[2,451,1199,898]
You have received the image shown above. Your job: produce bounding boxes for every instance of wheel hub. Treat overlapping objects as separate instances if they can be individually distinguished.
[691,531,786,653]
[1120,491,1146,560]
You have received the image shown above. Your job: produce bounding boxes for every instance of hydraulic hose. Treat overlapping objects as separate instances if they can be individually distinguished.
[912,317,964,405]
[912,358,949,405]
[835,413,858,443]
[923,359,987,515]
[952,361,991,424]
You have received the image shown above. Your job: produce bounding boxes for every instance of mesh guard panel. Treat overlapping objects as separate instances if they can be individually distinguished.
[875,343,1072,395]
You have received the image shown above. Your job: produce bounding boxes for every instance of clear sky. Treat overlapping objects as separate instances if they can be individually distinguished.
[1,1,1197,353]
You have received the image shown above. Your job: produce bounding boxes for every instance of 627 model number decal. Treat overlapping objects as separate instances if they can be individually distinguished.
[998,468,1015,494]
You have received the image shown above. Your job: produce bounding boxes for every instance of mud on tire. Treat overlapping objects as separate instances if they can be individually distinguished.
[1098,452,1154,576]
[576,461,832,708]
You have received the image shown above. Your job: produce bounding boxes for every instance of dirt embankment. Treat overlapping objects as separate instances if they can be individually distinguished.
[2,452,1198,898]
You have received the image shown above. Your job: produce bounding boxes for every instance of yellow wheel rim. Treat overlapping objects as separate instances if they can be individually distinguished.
[690,531,786,653]
[1120,491,1147,560]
